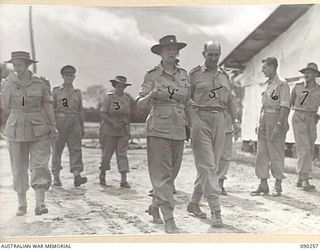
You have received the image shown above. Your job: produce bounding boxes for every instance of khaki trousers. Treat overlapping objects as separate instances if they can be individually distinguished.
[7,139,52,194]
[147,136,184,221]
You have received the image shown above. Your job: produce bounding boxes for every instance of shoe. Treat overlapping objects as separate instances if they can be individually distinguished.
[99,173,106,186]
[53,178,62,187]
[220,187,228,196]
[296,180,302,188]
[164,218,180,233]
[74,175,87,187]
[187,203,207,219]
[35,204,48,216]
[250,184,269,196]
[219,179,227,196]
[302,180,316,191]
[271,185,282,197]
[16,206,27,216]
[146,205,163,224]
[211,210,223,228]
[120,181,131,189]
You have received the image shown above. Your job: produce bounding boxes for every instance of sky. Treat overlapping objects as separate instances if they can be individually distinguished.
[0,4,277,105]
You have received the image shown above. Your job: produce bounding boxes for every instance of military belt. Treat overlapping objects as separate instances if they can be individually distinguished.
[192,106,225,113]
[55,112,78,117]
[294,109,317,117]
[262,107,280,114]
[10,107,42,113]
[153,103,185,109]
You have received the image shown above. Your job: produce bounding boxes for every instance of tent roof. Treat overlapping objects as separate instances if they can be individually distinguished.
[220,4,313,69]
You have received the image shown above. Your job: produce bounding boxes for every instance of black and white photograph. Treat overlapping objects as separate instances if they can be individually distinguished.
[0,2,320,239]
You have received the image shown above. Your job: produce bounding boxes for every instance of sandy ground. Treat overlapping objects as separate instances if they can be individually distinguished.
[0,139,320,237]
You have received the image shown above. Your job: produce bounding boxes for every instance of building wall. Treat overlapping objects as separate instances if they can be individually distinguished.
[241,5,320,143]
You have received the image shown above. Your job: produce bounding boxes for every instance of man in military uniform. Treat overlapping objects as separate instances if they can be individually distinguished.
[51,65,87,187]
[187,41,239,227]
[2,51,58,216]
[137,35,191,233]
[251,57,290,197]
[291,62,320,191]
[99,75,133,188]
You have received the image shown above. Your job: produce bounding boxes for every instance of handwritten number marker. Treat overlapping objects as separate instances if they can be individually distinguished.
[62,98,68,107]
[271,90,279,100]
[209,86,223,99]
[301,90,309,105]
[113,102,120,110]
[167,87,178,99]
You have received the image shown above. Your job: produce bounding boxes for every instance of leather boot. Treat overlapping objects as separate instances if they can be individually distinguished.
[219,179,227,196]
[53,175,62,187]
[250,179,269,196]
[187,202,207,219]
[99,169,106,186]
[296,180,302,188]
[302,179,316,191]
[120,181,131,188]
[211,210,223,228]
[146,205,163,224]
[272,179,282,197]
[164,218,180,233]
[35,189,48,216]
[74,175,88,187]
[16,192,27,216]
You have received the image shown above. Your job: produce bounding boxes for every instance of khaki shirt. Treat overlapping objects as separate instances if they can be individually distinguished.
[52,85,83,115]
[2,71,52,142]
[261,75,290,111]
[138,63,190,140]
[291,82,320,112]
[190,65,237,119]
[100,91,131,136]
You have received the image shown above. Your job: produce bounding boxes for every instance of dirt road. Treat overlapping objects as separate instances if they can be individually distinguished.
[0,139,319,237]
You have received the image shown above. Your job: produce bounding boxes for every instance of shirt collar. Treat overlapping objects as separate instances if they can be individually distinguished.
[201,63,221,73]
[159,62,180,76]
[266,74,280,85]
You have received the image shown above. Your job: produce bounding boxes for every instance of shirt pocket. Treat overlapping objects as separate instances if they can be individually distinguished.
[29,114,50,137]
[4,115,18,137]
[148,106,172,134]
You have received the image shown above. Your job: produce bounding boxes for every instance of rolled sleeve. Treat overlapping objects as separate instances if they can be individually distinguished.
[101,94,111,113]
[42,85,53,104]
[137,73,154,99]
[279,82,290,109]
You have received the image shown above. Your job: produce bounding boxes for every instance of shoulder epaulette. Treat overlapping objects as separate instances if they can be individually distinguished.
[295,82,304,86]
[147,65,160,73]
[218,67,229,78]
[31,75,44,83]
[189,65,201,75]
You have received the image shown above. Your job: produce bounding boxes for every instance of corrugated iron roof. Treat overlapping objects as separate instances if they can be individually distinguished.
[220,4,313,69]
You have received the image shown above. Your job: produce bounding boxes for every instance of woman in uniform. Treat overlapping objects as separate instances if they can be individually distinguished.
[99,76,133,188]
[136,35,191,233]
[2,51,58,216]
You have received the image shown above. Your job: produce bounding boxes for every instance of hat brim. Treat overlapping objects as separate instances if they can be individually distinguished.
[110,80,131,86]
[5,59,38,64]
[299,68,320,77]
[151,42,187,55]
